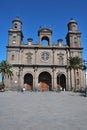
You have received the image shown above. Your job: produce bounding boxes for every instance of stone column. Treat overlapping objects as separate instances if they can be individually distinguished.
[34,66,38,90]
[52,67,56,91]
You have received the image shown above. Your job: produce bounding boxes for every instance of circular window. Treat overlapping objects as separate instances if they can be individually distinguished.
[41,52,49,61]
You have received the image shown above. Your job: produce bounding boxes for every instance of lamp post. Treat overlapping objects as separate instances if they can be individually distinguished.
[83,60,87,97]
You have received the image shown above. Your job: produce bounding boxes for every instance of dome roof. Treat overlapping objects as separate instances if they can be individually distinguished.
[69,18,77,24]
[12,16,22,24]
[38,27,52,36]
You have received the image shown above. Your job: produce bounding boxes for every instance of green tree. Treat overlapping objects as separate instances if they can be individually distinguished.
[0,60,13,86]
[67,56,82,91]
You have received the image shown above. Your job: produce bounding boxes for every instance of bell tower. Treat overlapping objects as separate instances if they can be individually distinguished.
[66,18,82,48]
[38,28,52,46]
[8,16,23,46]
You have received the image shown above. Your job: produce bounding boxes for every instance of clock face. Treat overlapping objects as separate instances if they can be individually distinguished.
[41,52,49,61]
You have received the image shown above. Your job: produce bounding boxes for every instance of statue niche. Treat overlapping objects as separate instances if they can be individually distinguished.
[26,52,33,64]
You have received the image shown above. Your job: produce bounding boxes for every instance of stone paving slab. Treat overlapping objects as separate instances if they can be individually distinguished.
[0,91,87,130]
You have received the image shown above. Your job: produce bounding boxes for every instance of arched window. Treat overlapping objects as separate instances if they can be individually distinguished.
[12,36,16,44]
[12,54,14,61]
[14,23,17,29]
[74,37,77,43]
[72,24,76,31]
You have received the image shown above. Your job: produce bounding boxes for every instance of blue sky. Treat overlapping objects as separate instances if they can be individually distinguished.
[0,0,87,81]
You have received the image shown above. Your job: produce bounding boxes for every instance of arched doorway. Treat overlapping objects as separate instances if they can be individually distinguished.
[38,71,52,91]
[57,73,66,90]
[24,73,33,90]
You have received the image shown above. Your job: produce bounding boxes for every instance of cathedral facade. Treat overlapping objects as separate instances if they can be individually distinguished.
[5,17,85,91]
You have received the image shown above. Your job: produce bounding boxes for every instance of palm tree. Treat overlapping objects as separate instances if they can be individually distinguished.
[67,56,82,91]
[0,60,13,86]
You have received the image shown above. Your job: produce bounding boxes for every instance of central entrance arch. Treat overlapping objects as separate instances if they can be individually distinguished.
[24,73,33,90]
[57,73,66,90]
[38,71,52,91]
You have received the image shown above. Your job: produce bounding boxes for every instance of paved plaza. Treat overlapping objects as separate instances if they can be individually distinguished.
[0,91,87,130]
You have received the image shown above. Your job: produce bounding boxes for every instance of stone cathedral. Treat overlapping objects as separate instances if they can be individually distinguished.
[5,17,85,91]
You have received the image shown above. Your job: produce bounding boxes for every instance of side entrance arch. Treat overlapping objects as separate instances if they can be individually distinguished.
[38,71,52,91]
[24,73,33,90]
[57,73,66,90]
